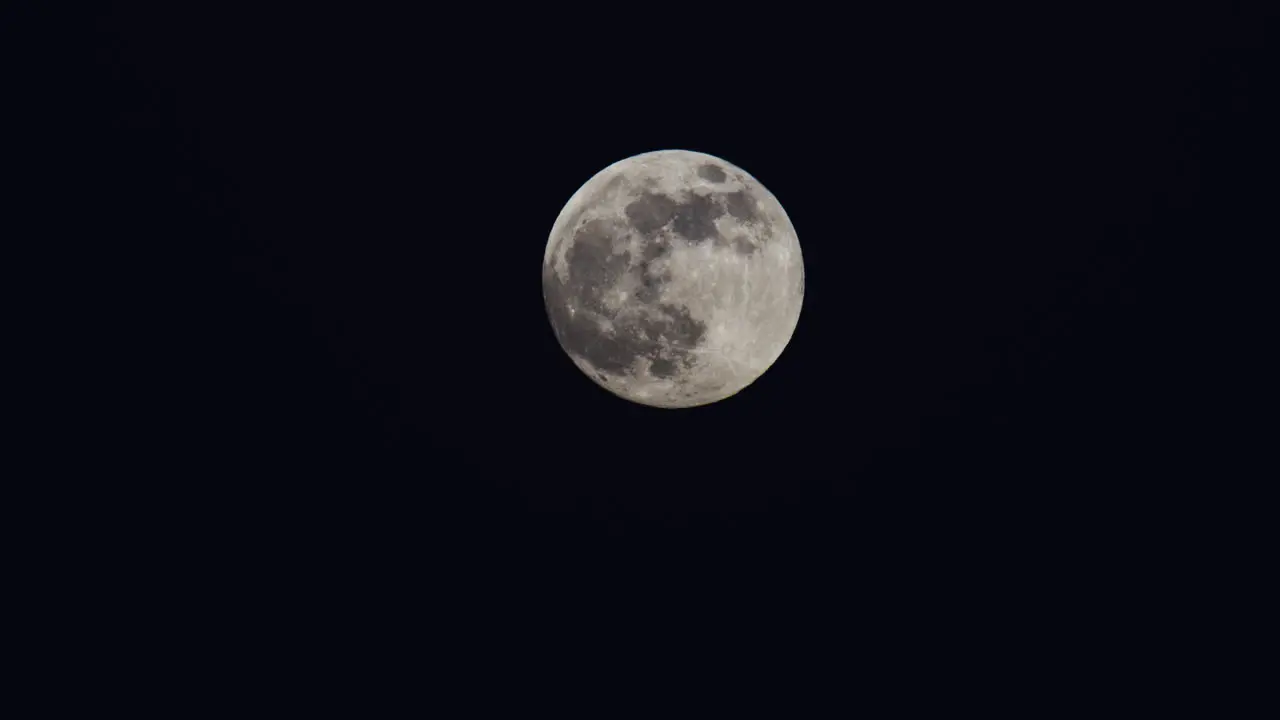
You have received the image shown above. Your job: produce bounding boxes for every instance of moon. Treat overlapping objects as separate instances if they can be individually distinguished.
[542,149,804,408]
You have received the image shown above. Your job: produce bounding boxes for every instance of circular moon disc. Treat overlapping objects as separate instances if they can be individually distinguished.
[542,149,804,408]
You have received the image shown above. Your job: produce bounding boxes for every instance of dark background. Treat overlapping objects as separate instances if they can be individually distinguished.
[58,6,1268,674]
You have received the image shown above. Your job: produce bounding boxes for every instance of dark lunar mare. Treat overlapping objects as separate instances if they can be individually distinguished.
[729,235,757,255]
[697,163,727,183]
[544,214,708,381]
[628,184,767,257]
[722,190,757,222]
[671,192,723,243]
[627,187,736,248]
[624,192,677,236]
[633,238,670,305]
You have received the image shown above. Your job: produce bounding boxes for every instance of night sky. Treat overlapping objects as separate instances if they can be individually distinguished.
[68,6,1266,680]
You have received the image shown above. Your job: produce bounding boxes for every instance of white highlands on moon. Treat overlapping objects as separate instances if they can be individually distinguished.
[542,149,804,408]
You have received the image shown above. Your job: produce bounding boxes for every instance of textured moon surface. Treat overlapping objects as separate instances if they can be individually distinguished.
[543,150,804,408]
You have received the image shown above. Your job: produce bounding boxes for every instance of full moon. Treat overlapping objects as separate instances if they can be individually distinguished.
[542,149,804,408]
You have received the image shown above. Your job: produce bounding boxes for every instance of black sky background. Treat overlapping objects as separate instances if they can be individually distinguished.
[58,6,1269,676]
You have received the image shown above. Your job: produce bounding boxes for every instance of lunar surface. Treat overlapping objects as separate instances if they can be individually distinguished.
[542,149,804,408]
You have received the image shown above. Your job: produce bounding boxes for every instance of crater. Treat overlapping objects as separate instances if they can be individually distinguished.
[731,234,757,255]
[648,356,678,378]
[697,163,727,183]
